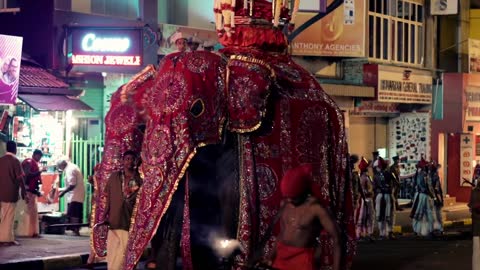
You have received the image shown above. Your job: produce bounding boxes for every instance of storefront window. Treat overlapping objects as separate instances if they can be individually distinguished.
[0,0,19,10]
[15,110,66,170]
[56,0,139,19]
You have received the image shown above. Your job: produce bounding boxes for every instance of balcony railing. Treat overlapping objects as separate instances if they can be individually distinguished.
[0,0,20,13]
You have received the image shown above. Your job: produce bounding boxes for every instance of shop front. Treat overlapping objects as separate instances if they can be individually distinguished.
[13,61,93,213]
[361,64,434,200]
[432,73,480,202]
[63,26,146,136]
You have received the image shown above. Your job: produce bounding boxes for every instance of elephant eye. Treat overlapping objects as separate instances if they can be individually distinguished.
[190,98,205,118]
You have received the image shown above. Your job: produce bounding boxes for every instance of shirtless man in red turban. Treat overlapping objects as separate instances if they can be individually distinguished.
[270,164,341,270]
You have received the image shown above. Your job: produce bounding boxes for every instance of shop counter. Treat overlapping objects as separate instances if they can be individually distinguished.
[38,172,60,213]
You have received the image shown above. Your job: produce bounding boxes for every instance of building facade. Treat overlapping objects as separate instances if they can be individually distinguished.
[432,0,480,202]
[288,1,438,196]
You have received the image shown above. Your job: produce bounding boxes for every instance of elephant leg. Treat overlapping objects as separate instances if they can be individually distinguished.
[188,145,223,269]
[150,178,185,270]
[188,133,241,268]
[217,132,240,240]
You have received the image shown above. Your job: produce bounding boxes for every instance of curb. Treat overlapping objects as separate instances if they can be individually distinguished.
[392,218,472,235]
[1,248,151,270]
[1,253,90,270]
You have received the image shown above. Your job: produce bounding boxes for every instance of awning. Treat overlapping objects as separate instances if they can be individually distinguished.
[321,83,375,98]
[20,65,70,88]
[19,86,84,96]
[18,94,93,111]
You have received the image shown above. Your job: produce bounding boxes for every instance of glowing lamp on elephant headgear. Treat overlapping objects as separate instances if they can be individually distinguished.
[214,0,302,51]
[280,164,313,199]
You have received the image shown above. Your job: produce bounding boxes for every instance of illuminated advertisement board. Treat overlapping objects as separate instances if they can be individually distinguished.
[291,0,366,57]
[69,27,142,66]
[0,34,23,105]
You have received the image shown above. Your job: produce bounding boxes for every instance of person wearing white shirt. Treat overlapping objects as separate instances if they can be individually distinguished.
[57,159,85,236]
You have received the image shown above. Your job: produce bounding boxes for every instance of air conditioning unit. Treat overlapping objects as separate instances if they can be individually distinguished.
[431,0,458,15]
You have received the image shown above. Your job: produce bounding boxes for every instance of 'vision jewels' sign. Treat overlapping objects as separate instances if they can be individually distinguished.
[69,27,143,66]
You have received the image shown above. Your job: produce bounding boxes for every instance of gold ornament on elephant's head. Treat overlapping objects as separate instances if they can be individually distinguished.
[214,0,298,35]
[214,0,300,51]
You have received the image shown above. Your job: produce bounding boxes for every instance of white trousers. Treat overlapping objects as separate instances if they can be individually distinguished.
[474,236,480,270]
[16,193,39,237]
[107,229,129,270]
[375,194,393,237]
[0,202,17,242]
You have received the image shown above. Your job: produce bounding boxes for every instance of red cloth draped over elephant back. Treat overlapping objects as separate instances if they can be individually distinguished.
[90,65,156,257]
[122,51,227,268]
[228,49,356,269]
[94,1,356,269]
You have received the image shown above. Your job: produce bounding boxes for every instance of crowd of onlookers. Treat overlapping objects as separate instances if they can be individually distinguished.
[351,152,443,241]
[0,140,85,246]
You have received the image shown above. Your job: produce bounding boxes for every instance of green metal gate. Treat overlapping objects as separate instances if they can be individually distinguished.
[62,134,104,223]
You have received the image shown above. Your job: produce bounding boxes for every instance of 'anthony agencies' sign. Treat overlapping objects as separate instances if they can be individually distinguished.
[364,64,433,104]
[69,27,142,66]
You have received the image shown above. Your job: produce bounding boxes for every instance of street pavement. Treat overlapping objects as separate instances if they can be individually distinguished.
[0,203,474,270]
[0,230,91,270]
[353,234,472,270]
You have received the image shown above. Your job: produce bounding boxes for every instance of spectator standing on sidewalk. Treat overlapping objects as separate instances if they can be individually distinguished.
[430,161,444,235]
[389,156,403,211]
[0,141,26,245]
[103,150,142,270]
[17,149,45,237]
[349,154,361,226]
[373,158,396,240]
[468,179,480,270]
[356,157,375,241]
[57,159,85,236]
[410,158,439,237]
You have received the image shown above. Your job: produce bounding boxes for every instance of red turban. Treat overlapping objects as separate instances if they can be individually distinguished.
[416,158,428,169]
[358,157,369,172]
[280,164,313,198]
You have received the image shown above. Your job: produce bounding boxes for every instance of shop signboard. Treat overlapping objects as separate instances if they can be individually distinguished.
[0,34,23,105]
[460,134,474,186]
[353,100,399,114]
[299,0,327,12]
[291,0,366,57]
[466,86,480,121]
[469,39,480,73]
[69,27,143,66]
[364,64,433,104]
[430,0,458,15]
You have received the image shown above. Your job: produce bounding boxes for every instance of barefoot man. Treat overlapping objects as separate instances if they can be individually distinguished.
[270,164,341,270]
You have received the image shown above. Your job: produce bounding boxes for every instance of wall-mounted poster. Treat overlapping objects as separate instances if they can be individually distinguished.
[389,112,431,176]
[0,34,23,105]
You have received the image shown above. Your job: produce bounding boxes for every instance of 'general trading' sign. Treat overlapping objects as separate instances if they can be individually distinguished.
[69,28,142,66]
[364,64,433,104]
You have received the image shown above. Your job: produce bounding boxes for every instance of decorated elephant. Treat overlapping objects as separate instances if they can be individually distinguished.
[91,1,356,270]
